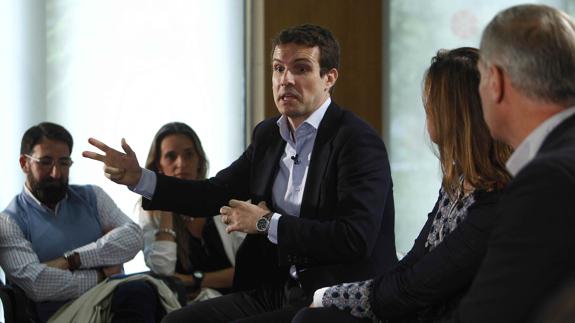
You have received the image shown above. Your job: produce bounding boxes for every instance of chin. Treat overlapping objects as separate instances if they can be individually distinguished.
[177,174,195,180]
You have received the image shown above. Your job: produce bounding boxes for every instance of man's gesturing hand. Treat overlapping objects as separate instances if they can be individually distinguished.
[82,138,142,187]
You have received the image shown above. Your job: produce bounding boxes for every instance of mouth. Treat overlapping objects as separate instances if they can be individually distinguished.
[278,91,299,102]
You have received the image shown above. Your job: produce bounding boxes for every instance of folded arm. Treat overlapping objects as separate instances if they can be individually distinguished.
[0,214,99,301]
[75,186,143,269]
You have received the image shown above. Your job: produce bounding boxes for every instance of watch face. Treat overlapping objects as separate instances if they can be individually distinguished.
[256,217,270,232]
[193,271,204,280]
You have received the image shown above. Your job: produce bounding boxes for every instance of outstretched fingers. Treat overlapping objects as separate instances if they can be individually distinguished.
[83,137,116,162]
[121,138,136,157]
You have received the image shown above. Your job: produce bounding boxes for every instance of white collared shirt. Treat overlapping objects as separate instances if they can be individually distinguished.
[506,106,575,176]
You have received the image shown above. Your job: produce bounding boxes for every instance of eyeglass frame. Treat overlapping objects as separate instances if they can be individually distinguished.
[24,154,74,169]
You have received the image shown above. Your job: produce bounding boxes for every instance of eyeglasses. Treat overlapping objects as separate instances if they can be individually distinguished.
[25,154,74,169]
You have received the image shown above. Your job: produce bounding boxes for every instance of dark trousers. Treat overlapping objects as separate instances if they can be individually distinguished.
[110,280,163,323]
[292,307,372,323]
[162,281,311,323]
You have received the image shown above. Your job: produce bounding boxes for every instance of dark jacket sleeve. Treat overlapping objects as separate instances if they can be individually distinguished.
[142,134,256,217]
[371,189,501,320]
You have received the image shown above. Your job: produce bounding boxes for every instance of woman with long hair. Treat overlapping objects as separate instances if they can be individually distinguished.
[293,47,513,322]
[139,122,243,303]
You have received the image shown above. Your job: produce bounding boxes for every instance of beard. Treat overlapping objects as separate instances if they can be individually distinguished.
[28,174,69,206]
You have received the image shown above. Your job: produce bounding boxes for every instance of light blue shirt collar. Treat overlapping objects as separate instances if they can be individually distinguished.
[276,97,331,143]
[506,106,575,176]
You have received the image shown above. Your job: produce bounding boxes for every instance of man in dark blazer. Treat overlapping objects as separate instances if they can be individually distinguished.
[451,4,575,322]
[83,24,397,322]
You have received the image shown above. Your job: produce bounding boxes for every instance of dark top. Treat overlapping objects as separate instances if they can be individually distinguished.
[143,102,398,294]
[371,188,503,322]
[455,116,575,323]
[176,217,232,294]
[451,114,575,322]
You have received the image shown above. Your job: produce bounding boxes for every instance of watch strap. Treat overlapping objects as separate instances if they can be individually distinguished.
[192,270,204,291]
[155,228,177,239]
[64,251,81,271]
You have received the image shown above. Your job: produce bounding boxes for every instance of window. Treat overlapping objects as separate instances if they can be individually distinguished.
[389,0,571,255]
[1,0,245,273]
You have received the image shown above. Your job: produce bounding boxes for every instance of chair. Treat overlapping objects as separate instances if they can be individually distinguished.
[0,283,38,323]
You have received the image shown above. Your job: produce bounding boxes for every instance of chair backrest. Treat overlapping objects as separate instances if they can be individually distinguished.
[0,283,39,323]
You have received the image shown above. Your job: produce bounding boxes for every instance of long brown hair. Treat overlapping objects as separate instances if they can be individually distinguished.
[143,122,209,272]
[424,47,512,199]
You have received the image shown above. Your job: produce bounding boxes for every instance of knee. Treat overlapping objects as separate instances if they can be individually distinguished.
[114,280,157,302]
[292,307,315,323]
[162,307,192,323]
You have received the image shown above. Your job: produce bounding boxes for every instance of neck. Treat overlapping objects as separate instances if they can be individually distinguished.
[287,117,303,134]
[507,101,566,149]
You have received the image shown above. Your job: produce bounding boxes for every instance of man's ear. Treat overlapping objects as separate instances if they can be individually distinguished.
[324,68,338,92]
[490,65,505,104]
[19,155,29,173]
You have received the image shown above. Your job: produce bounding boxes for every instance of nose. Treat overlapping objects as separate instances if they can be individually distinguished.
[280,69,294,86]
[175,155,187,169]
[50,164,63,179]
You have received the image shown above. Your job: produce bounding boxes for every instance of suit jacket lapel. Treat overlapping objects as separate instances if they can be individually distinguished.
[252,122,286,204]
[300,103,342,218]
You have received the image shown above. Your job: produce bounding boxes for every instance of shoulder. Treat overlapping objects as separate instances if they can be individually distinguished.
[462,189,505,227]
[325,104,387,157]
[3,193,25,218]
[0,211,24,237]
[513,150,575,192]
[326,103,377,133]
[1,196,30,237]
[252,116,281,136]
[66,184,104,205]
[68,184,98,196]
[325,103,382,142]
[472,188,504,207]
[2,192,35,228]
[495,155,575,229]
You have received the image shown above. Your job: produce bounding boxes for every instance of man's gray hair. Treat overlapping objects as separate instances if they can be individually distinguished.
[480,4,575,105]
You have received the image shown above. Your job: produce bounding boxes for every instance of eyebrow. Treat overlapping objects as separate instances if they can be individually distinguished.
[163,147,196,155]
[272,57,314,64]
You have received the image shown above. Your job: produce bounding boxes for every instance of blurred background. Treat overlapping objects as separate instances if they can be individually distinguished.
[1,0,574,276]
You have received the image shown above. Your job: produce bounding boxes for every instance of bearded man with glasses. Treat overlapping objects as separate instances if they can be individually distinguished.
[0,122,169,323]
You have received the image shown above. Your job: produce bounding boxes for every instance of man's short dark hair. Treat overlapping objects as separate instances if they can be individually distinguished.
[271,24,340,76]
[21,122,73,155]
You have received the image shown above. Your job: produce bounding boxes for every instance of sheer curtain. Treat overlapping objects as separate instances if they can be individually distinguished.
[2,0,245,273]
[388,0,571,255]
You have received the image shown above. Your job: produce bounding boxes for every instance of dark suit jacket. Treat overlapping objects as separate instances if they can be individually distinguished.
[370,189,502,322]
[143,102,397,293]
[452,113,575,322]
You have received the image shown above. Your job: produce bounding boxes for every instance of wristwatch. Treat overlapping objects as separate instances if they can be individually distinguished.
[192,270,204,290]
[63,251,81,271]
[256,212,273,234]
